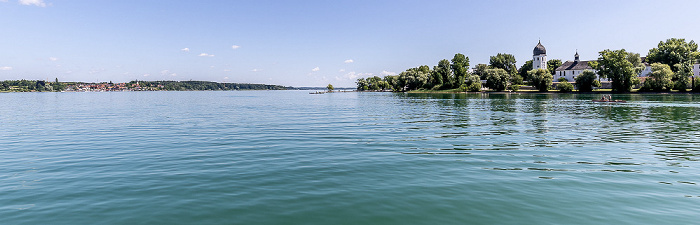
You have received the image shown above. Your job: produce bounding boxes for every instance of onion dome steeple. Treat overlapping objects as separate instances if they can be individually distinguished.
[533,40,547,56]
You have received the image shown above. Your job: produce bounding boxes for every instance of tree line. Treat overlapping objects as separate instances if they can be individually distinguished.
[357,38,700,93]
[0,79,290,92]
[130,81,289,91]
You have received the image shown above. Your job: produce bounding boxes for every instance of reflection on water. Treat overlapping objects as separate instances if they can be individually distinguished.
[393,92,700,170]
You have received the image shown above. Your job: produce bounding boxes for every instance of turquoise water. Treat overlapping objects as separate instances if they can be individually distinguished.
[2,91,700,224]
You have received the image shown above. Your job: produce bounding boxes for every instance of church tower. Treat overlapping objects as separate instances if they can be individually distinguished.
[533,41,547,71]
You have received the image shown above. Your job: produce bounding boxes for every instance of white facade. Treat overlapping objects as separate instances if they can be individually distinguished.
[534,54,546,70]
[555,69,590,82]
[694,63,700,77]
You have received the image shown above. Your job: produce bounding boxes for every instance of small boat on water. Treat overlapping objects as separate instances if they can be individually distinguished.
[592,95,625,103]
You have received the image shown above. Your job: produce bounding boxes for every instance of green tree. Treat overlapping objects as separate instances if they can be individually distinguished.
[489,53,517,77]
[518,60,533,82]
[646,38,698,72]
[433,59,452,89]
[547,59,562,75]
[464,74,482,92]
[474,64,489,80]
[640,63,674,92]
[399,67,431,91]
[596,49,639,92]
[384,75,403,91]
[528,68,553,92]
[326,84,334,92]
[451,53,470,89]
[673,61,691,91]
[485,68,510,91]
[574,70,601,92]
[356,78,369,91]
[557,77,573,92]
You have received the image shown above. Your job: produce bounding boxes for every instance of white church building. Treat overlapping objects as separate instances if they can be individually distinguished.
[532,41,600,82]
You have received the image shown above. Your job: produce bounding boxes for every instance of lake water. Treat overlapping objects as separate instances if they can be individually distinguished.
[2,91,700,224]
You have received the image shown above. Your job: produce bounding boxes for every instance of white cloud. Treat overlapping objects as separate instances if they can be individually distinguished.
[223,69,231,72]
[223,76,229,80]
[160,70,177,77]
[339,69,345,72]
[380,70,396,76]
[198,53,214,57]
[143,73,150,77]
[344,71,373,80]
[311,67,320,72]
[181,48,190,52]
[19,0,46,7]
[231,45,240,50]
[344,59,354,63]
[0,66,13,70]
[0,0,8,2]
[49,57,58,61]
[251,69,260,72]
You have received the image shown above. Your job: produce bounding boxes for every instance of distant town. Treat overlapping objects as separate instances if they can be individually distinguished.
[0,80,293,92]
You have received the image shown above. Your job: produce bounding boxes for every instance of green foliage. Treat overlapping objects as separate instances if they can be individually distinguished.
[464,74,482,92]
[574,70,599,92]
[646,38,698,72]
[489,53,517,76]
[356,78,369,90]
[640,63,673,92]
[432,59,452,87]
[596,49,639,92]
[511,73,523,85]
[451,53,470,89]
[547,59,562,75]
[673,62,691,91]
[518,60,533,82]
[485,68,510,91]
[474,64,489,80]
[557,77,573,92]
[326,84,334,91]
[510,84,519,92]
[398,67,431,91]
[528,69,553,92]
[383,75,403,91]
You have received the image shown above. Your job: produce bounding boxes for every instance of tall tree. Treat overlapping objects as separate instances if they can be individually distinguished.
[433,59,452,89]
[474,64,489,80]
[574,70,601,92]
[451,53,470,89]
[596,49,639,92]
[646,38,698,72]
[489,53,517,76]
[528,68,553,92]
[547,59,562,75]
[518,60,533,82]
[640,63,674,92]
[485,68,510,91]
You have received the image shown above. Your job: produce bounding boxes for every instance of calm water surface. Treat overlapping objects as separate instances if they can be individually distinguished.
[2,91,700,224]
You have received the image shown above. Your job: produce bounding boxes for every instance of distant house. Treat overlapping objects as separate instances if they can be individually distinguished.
[553,51,601,82]
[639,58,700,78]
[638,57,652,77]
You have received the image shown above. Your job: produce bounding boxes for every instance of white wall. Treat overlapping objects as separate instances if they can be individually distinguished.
[639,65,652,77]
[555,69,608,82]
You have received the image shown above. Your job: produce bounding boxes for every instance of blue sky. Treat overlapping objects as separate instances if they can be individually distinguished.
[1,0,699,87]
